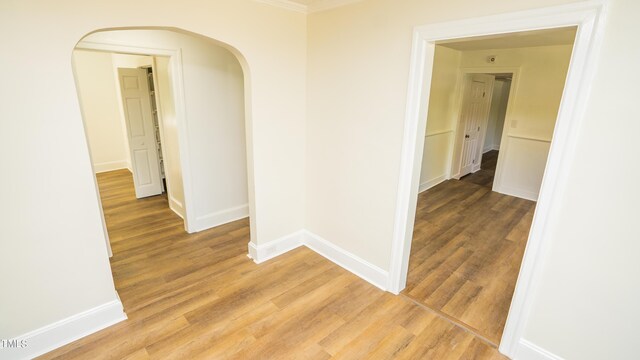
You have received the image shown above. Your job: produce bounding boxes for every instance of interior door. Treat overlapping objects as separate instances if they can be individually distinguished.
[459,74,495,177]
[118,68,163,198]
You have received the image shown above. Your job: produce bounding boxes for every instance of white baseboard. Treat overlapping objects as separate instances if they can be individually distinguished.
[3,298,126,360]
[190,204,249,233]
[418,174,447,193]
[303,231,389,290]
[168,196,185,220]
[247,230,305,264]
[515,339,564,360]
[93,160,129,173]
[247,230,389,291]
[494,185,539,202]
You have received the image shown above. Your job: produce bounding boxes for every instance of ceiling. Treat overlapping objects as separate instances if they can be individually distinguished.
[438,27,577,51]
[256,0,364,13]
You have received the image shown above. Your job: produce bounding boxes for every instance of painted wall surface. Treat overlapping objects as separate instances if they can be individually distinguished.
[155,56,186,218]
[523,0,640,358]
[419,46,460,190]
[307,0,639,358]
[82,30,248,230]
[73,50,130,173]
[306,0,579,272]
[0,0,305,340]
[483,79,510,152]
[459,45,573,200]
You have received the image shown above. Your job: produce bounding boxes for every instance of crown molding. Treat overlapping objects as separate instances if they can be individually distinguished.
[254,0,364,14]
[308,0,364,13]
[254,0,308,13]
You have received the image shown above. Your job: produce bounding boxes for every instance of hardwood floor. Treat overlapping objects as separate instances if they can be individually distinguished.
[459,150,499,188]
[404,151,535,345]
[39,169,506,359]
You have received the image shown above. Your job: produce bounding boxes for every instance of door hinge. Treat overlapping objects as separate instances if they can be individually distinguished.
[483,92,485,97]
[478,126,480,131]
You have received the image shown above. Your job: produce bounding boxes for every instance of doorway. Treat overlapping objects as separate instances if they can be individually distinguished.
[389,5,607,356]
[72,28,252,290]
[407,28,576,345]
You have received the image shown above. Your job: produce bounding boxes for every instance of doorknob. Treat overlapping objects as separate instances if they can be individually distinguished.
[465,134,470,138]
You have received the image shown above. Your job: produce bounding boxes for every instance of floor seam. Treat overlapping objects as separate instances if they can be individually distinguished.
[399,292,499,349]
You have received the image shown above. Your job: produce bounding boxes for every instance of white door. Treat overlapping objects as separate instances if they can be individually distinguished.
[118,68,163,198]
[459,74,495,177]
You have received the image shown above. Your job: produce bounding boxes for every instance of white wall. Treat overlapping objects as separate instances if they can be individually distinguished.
[73,50,130,173]
[483,79,511,152]
[0,0,306,348]
[307,0,639,358]
[418,46,461,191]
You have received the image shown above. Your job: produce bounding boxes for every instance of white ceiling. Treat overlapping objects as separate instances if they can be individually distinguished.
[438,27,577,51]
[255,0,364,13]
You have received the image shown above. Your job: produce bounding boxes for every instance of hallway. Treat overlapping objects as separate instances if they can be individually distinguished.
[40,170,506,359]
[404,151,535,344]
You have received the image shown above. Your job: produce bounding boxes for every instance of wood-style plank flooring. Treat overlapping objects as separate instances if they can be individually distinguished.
[404,150,535,345]
[40,169,507,359]
[459,150,499,188]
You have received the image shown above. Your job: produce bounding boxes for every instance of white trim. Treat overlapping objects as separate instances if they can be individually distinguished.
[303,231,389,290]
[494,185,539,202]
[388,2,608,359]
[253,0,307,13]
[168,196,185,219]
[192,204,249,233]
[425,129,454,137]
[515,339,565,360]
[247,230,305,264]
[419,174,447,193]
[247,230,389,291]
[4,299,126,360]
[508,134,552,143]
[93,160,129,173]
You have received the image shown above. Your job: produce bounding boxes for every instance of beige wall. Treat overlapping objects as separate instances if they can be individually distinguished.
[419,46,461,190]
[418,44,572,199]
[307,0,638,358]
[524,0,640,358]
[73,50,130,173]
[2,0,639,359]
[0,0,306,340]
[459,45,573,200]
[307,0,578,272]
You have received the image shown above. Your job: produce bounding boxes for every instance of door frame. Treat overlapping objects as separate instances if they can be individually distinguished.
[449,68,521,180]
[388,1,608,357]
[75,41,195,232]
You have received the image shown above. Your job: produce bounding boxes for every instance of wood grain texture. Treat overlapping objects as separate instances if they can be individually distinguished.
[39,169,507,359]
[405,151,535,345]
